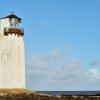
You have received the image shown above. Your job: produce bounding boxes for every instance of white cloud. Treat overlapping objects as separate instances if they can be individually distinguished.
[26,49,100,90]
[87,68,100,80]
[48,49,63,58]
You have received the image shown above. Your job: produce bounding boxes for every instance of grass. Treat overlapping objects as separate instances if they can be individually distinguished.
[0,88,33,94]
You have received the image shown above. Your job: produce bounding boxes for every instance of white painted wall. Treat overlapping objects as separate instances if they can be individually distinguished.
[0,34,25,88]
[0,18,25,88]
[0,18,10,35]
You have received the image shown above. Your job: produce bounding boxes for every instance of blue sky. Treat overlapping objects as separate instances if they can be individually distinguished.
[0,0,100,90]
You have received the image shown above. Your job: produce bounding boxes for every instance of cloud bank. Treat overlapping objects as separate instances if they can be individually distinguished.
[26,49,100,91]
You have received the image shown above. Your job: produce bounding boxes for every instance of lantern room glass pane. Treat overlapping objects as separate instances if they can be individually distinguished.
[10,18,19,28]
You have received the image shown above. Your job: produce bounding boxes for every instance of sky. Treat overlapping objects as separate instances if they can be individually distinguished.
[0,0,100,90]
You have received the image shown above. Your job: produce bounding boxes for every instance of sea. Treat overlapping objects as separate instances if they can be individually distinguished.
[37,91,100,96]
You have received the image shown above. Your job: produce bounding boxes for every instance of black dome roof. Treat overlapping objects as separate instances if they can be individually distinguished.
[1,13,21,21]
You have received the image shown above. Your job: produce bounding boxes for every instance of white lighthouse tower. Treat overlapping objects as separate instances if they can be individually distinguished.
[0,12,25,88]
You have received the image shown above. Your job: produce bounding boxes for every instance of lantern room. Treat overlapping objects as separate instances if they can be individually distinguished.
[0,12,24,36]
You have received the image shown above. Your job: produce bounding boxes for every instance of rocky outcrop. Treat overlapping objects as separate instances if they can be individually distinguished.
[0,89,100,100]
[0,89,61,99]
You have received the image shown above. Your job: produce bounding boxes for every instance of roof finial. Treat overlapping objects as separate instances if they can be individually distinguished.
[11,12,15,15]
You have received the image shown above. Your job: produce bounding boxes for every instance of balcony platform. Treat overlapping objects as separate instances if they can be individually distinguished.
[4,28,24,36]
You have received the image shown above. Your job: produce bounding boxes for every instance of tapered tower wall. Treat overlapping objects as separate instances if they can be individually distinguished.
[0,34,25,88]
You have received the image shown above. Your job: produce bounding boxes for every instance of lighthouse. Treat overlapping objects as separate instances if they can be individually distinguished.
[0,12,25,88]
